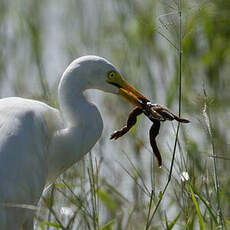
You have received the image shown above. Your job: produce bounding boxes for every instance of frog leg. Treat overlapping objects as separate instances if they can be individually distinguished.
[149,120,162,167]
[110,107,143,140]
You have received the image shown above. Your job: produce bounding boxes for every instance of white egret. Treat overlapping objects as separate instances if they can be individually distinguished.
[0,55,149,229]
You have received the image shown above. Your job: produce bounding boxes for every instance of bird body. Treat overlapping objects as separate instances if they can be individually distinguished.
[0,97,59,229]
[0,56,148,229]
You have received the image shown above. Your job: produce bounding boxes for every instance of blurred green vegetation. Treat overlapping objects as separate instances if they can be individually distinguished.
[1,0,230,229]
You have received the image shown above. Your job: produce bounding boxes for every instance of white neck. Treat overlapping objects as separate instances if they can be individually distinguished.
[47,72,103,183]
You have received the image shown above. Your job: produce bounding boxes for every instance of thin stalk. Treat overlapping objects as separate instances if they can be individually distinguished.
[42,196,66,230]
[47,184,55,230]
[123,151,151,196]
[203,89,224,229]
[88,152,99,230]
[117,160,150,197]
[145,123,180,230]
[145,1,183,229]
[60,180,93,219]
[178,0,182,117]
[153,28,179,51]
[146,190,154,226]
[211,132,224,229]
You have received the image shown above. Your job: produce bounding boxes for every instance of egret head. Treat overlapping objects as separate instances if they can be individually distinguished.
[62,55,149,108]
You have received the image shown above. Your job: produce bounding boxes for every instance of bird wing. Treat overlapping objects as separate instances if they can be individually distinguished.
[0,97,61,228]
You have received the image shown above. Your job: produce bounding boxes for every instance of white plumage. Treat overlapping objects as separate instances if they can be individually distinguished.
[0,55,148,229]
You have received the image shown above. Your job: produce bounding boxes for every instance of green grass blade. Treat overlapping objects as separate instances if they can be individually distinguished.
[189,185,206,230]
[98,188,118,213]
[167,212,181,230]
[99,219,115,230]
[193,189,218,225]
[40,222,63,229]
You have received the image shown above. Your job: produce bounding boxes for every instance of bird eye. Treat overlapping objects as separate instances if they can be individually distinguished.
[109,72,115,79]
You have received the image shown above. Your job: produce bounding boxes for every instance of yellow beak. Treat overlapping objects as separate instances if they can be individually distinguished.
[118,78,150,108]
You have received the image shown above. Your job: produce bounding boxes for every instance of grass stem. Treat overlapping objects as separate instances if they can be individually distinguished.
[203,89,225,229]
[145,1,183,228]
